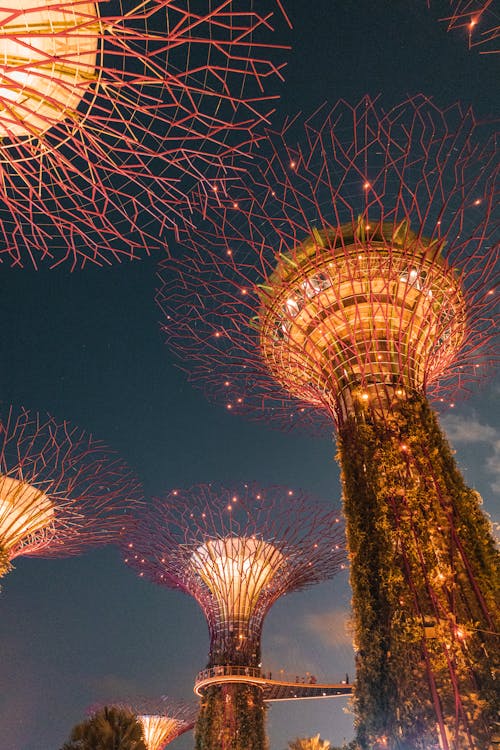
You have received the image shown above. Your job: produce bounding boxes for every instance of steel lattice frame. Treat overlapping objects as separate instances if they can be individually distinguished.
[428,1,499,52]
[124,483,347,668]
[156,97,499,750]
[158,96,498,431]
[0,0,290,269]
[107,699,196,750]
[124,485,346,750]
[0,404,142,578]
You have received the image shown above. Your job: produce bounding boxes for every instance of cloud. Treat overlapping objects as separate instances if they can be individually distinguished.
[441,415,497,444]
[486,439,500,495]
[441,415,500,496]
[303,608,354,649]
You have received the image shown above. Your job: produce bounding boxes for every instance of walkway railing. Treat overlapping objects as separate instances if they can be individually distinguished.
[193,665,353,701]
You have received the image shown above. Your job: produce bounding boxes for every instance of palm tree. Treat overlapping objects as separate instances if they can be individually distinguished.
[61,705,147,750]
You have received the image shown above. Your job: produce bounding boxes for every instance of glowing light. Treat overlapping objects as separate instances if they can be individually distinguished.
[138,711,191,750]
[191,536,284,621]
[0,0,99,139]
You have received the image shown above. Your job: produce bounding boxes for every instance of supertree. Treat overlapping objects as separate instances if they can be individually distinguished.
[0,404,142,580]
[106,699,197,749]
[157,96,500,749]
[123,483,347,750]
[427,1,499,52]
[0,0,290,269]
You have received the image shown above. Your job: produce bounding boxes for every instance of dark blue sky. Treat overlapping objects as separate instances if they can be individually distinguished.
[0,2,498,749]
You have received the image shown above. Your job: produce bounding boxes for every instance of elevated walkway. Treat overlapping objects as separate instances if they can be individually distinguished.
[194,666,352,702]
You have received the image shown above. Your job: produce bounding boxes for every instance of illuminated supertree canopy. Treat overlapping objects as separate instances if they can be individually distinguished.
[0,405,142,580]
[123,483,347,750]
[157,96,499,749]
[158,96,498,429]
[428,1,499,52]
[109,699,197,750]
[0,0,290,269]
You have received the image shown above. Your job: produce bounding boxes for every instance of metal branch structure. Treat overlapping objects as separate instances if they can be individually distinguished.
[123,483,347,750]
[110,699,197,750]
[0,0,290,269]
[0,405,142,579]
[428,1,499,52]
[157,97,500,749]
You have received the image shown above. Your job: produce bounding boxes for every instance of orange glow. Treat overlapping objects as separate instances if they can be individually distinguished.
[0,476,54,558]
[0,0,100,138]
[191,536,284,623]
[259,222,466,420]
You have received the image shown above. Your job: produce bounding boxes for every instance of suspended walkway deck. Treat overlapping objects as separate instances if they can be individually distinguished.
[194,666,352,702]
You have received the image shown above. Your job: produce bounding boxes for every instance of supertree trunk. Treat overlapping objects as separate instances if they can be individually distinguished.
[195,683,268,750]
[338,393,499,749]
[195,627,267,750]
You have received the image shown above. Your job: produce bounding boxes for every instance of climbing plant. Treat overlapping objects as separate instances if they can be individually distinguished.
[195,683,268,750]
[338,392,499,750]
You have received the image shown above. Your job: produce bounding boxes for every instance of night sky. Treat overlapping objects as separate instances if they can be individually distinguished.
[0,2,498,749]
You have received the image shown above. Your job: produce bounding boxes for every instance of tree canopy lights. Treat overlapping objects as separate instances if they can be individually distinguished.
[0,0,290,268]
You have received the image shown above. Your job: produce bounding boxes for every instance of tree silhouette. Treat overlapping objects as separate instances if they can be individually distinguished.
[61,706,147,750]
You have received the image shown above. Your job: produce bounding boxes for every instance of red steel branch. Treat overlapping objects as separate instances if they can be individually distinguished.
[428,1,499,52]
[0,405,142,570]
[0,0,290,269]
[158,96,498,433]
[123,483,347,667]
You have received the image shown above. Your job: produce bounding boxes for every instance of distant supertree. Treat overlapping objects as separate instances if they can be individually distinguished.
[108,699,196,750]
[0,0,290,269]
[0,405,141,580]
[157,97,499,749]
[123,483,347,750]
[428,1,499,52]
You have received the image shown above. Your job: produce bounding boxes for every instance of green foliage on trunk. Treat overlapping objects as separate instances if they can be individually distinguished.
[338,393,499,750]
[195,683,268,750]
